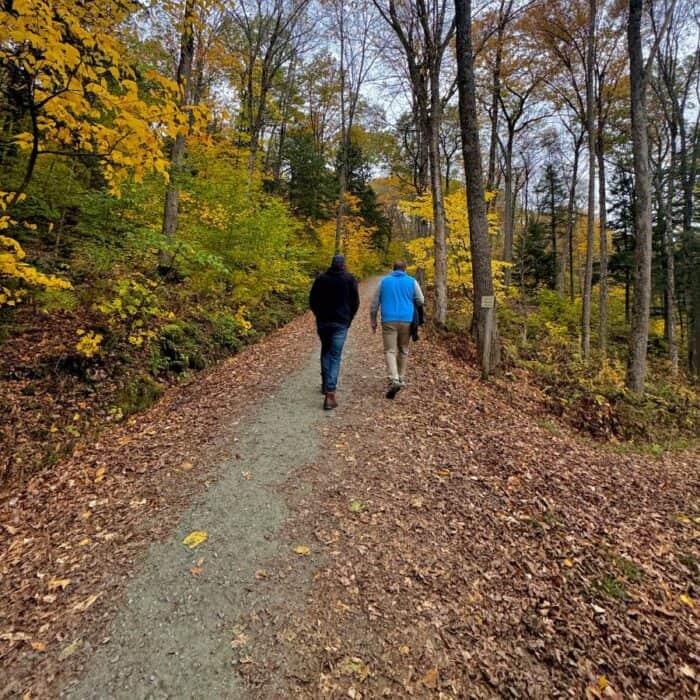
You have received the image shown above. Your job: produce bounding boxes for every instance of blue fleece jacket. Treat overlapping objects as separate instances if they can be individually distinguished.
[370,270,424,323]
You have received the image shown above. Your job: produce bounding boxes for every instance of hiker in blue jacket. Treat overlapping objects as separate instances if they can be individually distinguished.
[370,261,424,399]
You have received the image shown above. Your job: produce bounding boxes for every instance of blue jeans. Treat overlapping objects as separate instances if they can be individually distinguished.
[317,322,348,392]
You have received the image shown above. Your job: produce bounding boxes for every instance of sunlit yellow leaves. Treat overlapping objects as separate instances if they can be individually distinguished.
[182,531,208,548]
[0,0,195,199]
[679,594,694,608]
[1,226,71,308]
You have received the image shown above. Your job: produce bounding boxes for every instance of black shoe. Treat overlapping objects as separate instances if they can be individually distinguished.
[385,380,402,399]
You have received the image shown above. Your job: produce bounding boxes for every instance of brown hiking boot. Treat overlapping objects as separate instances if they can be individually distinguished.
[323,392,338,410]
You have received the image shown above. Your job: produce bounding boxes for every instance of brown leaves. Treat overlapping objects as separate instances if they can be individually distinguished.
[242,304,700,698]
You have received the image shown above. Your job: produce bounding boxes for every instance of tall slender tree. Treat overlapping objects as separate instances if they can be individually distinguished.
[455,0,499,375]
[161,0,196,255]
[626,0,676,392]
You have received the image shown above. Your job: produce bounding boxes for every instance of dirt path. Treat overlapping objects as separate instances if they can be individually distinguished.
[2,279,699,698]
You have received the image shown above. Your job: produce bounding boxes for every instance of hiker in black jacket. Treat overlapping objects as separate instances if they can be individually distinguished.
[309,255,360,410]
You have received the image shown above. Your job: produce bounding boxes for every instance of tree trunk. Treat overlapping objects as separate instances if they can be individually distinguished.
[664,169,678,373]
[561,136,581,300]
[597,137,608,355]
[428,68,448,327]
[455,0,499,376]
[581,0,596,360]
[162,0,196,255]
[486,24,504,199]
[502,131,514,286]
[549,168,557,288]
[626,0,653,393]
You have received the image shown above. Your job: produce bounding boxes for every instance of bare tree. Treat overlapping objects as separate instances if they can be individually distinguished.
[373,0,455,326]
[226,0,311,175]
[330,0,379,253]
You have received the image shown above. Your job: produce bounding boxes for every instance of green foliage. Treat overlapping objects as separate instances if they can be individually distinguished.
[497,286,699,443]
[114,375,165,419]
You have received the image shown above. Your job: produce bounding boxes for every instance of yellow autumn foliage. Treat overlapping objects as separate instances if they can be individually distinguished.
[1,190,71,306]
[315,194,381,277]
[401,189,509,314]
[1,0,205,195]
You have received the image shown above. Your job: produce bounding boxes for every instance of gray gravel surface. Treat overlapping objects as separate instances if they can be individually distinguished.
[61,334,353,699]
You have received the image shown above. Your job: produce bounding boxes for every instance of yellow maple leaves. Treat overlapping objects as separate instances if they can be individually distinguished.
[0,196,72,307]
[1,0,207,197]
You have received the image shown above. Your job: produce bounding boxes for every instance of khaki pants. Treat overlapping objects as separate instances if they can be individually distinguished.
[382,322,411,382]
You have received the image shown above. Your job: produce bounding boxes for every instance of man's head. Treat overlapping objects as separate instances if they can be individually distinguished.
[393,260,407,271]
[331,254,346,271]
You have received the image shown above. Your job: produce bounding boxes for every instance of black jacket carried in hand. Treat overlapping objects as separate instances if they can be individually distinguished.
[309,264,360,327]
[410,303,425,341]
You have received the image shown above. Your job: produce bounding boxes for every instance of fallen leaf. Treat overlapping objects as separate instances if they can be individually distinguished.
[58,639,81,661]
[72,593,101,613]
[2,523,18,536]
[182,531,208,549]
[421,667,439,689]
[679,594,694,608]
[181,461,194,471]
[30,641,46,652]
[190,566,202,577]
[506,475,522,492]
[399,645,410,655]
[47,578,71,592]
[231,630,249,648]
[598,676,609,690]
[255,569,269,579]
[78,538,91,546]
[294,545,310,555]
[679,664,696,680]
[349,500,364,513]
[436,468,450,477]
[94,466,106,483]
[410,496,424,509]
[564,558,574,567]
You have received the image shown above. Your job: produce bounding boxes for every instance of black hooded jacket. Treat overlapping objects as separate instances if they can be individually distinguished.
[309,263,360,326]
